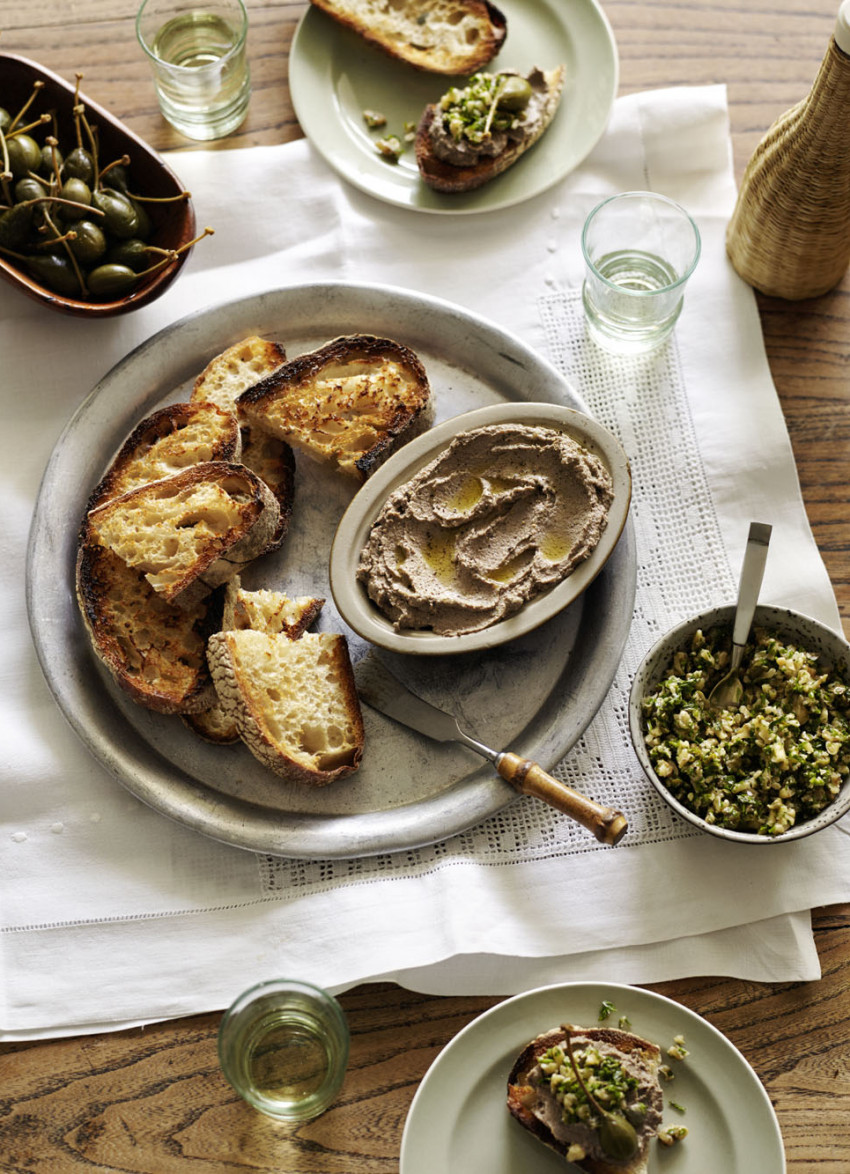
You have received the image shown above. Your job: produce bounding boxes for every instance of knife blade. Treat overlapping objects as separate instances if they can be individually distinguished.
[355,656,627,846]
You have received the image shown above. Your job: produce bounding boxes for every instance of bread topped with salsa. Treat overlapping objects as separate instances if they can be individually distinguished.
[415,66,565,193]
[507,1023,666,1174]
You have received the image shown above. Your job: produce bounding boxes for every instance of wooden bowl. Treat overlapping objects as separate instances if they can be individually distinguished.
[0,53,196,317]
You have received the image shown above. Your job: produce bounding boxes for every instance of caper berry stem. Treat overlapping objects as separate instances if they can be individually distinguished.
[80,111,100,189]
[131,225,214,279]
[0,126,11,205]
[7,80,45,134]
[25,194,106,217]
[5,112,52,140]
[482,76,506,140]
[43,205,87,294]
[98,154,131,185]
[72,75,84,149]
[124,188,192,204]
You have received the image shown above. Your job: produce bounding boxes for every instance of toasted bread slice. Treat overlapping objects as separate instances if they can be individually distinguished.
[415,66,565,193]
[83,462,281,610]
[190,335,288,415]
[85,401,242,513]
[506,1024,664,1174]
[237,426,296,552]
[238,335,433,481]
[190,335,295,552]
[308,0,506,74]
[206,629,364,784]
[222,578,326,637]
[76,540,223,714]
[184,578,325,744]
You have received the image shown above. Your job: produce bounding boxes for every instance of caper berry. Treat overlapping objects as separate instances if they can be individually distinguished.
[0,106,11,134]
[87,262,138,297]
[106,237,151,272]
[0,201,34,250]
[598,1112,639,1162]
[26,252,81,296]
[63,146,95,183]
[39,142,62,177]
[92,188,140,239]
[497,75,533,112]
[6,133,42,178]
[14,176,47,203]
[67,219,107,266]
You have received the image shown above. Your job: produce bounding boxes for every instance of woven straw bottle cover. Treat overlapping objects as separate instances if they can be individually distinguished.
[726,1,850,300]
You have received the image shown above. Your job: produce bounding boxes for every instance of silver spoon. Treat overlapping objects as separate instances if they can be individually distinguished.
[708,521,773,709]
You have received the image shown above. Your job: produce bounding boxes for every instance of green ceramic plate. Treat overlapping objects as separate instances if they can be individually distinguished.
[400,982,786,1173]
[289,0,619,214]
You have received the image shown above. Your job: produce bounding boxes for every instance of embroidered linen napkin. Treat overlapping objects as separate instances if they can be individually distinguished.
[3,84,848,1040]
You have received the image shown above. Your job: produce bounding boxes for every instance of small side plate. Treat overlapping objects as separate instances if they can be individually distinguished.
[289,0,619,214]
[330,402,632,655]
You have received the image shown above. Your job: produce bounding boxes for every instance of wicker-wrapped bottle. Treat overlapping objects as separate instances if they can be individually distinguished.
[726,1,850,299]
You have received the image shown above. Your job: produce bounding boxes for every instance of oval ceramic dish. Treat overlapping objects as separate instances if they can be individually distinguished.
[0,53,196,317]
[330,402,632,655]
[629,603,850,843]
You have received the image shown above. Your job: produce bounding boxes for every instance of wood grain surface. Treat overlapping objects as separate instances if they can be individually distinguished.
[2,2,850,1171]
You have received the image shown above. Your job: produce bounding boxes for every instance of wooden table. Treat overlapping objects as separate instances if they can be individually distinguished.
[2,2,849,1171]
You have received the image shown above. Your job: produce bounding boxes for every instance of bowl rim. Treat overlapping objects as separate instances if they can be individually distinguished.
[629,602,850,843]
[329,401,632,656]
[0,51,196,317]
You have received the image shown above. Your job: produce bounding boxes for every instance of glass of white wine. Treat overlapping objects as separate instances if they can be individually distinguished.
[136,0,251,140]
[581,191,701,355]
[218,978,350,1122]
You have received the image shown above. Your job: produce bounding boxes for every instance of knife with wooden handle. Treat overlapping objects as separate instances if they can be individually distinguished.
[354,656,628,846]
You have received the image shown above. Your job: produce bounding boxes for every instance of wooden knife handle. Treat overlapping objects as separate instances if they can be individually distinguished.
[497,752,628,846]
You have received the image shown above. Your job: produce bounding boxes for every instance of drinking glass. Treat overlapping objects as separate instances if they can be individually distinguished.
[136,0,251,141]
[581,191,701,354]
[218,979,350,1121]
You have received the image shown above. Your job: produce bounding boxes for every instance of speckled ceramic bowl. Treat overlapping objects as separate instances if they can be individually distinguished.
[629,603,850,843]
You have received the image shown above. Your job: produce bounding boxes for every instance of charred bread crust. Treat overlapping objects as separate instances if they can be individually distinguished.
[307,0,507,75]
[415,65,566,193]
[75,540,223,714]
[238,334,434,481]
[506,1025,663,1174]
[84,400,242,518]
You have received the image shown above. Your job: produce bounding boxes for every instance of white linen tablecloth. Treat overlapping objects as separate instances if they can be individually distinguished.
[3,84,850,1040]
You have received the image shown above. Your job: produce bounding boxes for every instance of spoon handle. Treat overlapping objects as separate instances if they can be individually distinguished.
[732,521,772,650]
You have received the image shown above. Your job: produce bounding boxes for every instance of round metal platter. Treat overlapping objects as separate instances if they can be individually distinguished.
[27,282,636,858]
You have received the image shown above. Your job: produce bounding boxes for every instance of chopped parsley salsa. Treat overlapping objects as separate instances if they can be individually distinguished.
[642,625,850,835]
[538,1043,641,1128]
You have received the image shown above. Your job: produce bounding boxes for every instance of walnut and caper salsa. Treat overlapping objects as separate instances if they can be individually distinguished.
[642,625,850,835]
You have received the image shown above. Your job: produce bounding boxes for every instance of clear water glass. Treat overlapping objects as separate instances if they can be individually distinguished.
[136,0,251,141]
[581,191,701,354]
[218,979,350,1122]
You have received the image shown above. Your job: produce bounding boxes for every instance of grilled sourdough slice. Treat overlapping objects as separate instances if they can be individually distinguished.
[85,401,242,512]
[83,462,281,610]
[238,335,433,481]
[206,629,364,784]
[185,578,325,744]
[76,540,223,714]
[506,1024,664,1174]
[222,578,326,637]
[415,66,565,193]
[190,335,295,552]
[190,335,288,413]
[307,0,506,74]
